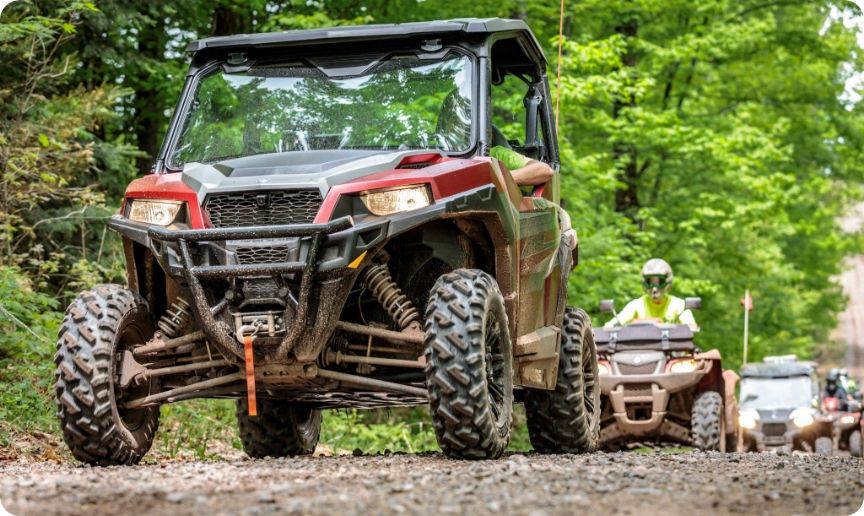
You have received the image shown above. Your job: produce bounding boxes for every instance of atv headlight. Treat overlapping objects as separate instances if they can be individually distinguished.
[360,185,431,216]
[597,362,611,376]
[790,408,814,428]
[668,359,697,373]
[127,199,183,226]
[739,409,759,430]
[840,415,856,425]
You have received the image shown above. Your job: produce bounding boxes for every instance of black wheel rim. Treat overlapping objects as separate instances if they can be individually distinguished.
[114,322,152,432]
[581,332,598,427]
[484,311,506,427]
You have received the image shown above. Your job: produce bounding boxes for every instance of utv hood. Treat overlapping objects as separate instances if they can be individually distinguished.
[181,149,444,204]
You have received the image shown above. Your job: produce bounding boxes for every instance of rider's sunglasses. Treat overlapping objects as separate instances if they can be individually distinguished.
[642,275,670,289]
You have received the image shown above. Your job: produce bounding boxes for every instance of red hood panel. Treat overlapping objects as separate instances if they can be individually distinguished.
[314,157,497,222]
[124,173,208,228]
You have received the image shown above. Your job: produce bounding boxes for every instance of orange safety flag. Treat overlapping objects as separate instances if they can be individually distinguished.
[243,335,257,416]
[740,293,753,311]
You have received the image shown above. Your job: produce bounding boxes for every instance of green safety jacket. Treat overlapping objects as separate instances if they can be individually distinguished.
[604,295,696,328]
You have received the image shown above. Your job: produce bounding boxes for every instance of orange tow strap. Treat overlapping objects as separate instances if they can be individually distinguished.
[243,335,257,416]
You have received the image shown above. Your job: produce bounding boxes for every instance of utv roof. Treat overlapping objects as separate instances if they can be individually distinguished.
[740,361,816,379]
[186,18,545,61]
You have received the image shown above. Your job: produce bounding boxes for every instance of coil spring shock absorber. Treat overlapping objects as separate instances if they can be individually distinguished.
[157,298,193,338]
[363,263,420,330]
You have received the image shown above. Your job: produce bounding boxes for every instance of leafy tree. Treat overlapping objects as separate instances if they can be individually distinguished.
[0,0,131,292]
[553,0,864,367]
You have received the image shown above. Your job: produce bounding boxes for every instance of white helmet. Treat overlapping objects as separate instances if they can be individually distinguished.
[641,258,673,301]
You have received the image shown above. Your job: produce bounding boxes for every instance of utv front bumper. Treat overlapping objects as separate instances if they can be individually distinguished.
[110,215,388,363]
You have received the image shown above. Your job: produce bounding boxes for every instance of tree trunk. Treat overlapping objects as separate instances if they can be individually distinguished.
[212,5,253,36]
[131,10,167,174]
[612,18,639,216]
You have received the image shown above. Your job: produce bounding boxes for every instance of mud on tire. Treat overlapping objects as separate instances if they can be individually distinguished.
[54,284,159,465]
[236,399,321,458]
[691,391,724,451]
[424,269,513,460]
[525,308,600,453]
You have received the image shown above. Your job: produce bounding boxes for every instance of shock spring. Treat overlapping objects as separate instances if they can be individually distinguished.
[362,263,420,330]
[157,298,193,338]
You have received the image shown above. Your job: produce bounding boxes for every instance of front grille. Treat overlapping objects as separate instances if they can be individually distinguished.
[762,422,787,437]
[236,246,292,265]
[242,279,279,299]
[205,190,322,228]
[624,383,653,397]
[617,362,659,375]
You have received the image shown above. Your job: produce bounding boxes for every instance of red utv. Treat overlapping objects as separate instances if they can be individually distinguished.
[54,19,600,464]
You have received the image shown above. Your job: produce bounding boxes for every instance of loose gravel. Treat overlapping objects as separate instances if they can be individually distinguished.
[0,452,862,515]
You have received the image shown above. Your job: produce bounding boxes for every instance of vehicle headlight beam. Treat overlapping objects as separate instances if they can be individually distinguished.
[790,408,814,428]
[739,409,759,430]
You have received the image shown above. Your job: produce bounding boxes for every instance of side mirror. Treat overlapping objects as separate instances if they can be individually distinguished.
[685,297,702,310]
[599,299,615,314]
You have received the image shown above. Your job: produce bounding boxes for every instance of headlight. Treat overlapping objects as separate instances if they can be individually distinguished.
[790,408,814,428]
[597,362,611,376]
[739,409,759,430]
[668,359,697,373]
[840,415,856,425]
[360,185,431,216]
[128,199,183,226]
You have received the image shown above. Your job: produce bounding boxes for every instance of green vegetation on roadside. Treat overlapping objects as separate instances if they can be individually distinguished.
[2,1,864,459]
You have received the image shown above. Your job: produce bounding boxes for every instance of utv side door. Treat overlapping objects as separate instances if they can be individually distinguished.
[489,36,563,339]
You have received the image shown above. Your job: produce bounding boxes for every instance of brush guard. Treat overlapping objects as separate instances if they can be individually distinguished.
[147,216,374,363]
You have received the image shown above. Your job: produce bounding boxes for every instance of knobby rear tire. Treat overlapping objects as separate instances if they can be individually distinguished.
[525,307,600,453]
[236,399,321,458]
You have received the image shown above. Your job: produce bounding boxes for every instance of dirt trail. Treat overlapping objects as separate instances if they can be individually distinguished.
[1,452,861,516]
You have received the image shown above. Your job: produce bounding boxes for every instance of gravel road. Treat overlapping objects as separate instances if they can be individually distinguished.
[1,452,862,516]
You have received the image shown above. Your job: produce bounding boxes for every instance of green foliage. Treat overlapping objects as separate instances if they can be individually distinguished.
[154,400,242,460]
[0,267,58,449]
[0,2,136,300]
[320,408,439,454]
[552,1,864,370]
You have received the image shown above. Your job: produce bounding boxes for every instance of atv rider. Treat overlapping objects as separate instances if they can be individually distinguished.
[604,258,697,329]
[824,368,851,411]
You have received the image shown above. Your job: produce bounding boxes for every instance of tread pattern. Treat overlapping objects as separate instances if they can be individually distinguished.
[236,399,321,458]
[815,436,833,456]
[424,269,513,460]
[849,430,861,458]
[525,308,600,453]
[691,391,724,451]
[54,284,159,465]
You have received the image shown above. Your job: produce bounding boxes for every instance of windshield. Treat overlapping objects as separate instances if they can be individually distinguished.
[169,52,474,167]
[739,376,814,410]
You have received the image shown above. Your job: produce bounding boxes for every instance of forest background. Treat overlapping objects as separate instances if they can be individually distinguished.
[1,0,863,459]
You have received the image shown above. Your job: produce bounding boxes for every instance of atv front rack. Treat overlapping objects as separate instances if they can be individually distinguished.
[146,216,361,363]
